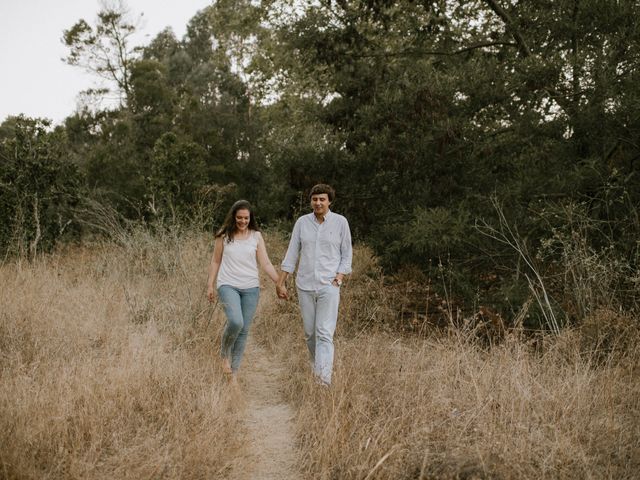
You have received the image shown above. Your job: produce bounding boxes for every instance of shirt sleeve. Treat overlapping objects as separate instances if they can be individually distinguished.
[337,217,353,275]
[281,218,302,273]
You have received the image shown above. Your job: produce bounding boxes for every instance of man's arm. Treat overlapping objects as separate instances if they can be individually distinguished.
[337,217,353,277]
[277,219,302,297]
[280,218,302,277]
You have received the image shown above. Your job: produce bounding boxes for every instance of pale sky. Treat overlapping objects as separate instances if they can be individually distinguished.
[0,0,212,125]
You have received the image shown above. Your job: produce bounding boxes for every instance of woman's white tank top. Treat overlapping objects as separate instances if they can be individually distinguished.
[216,231,260,289]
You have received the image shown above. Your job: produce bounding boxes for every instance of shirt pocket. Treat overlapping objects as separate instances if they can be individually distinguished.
[320,230,341,250]
[300,227,317,246]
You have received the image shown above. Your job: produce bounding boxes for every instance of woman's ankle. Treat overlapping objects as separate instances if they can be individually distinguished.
[221,357,233,374]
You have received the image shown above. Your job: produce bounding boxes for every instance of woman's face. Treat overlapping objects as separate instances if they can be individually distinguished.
[235,209,250,231]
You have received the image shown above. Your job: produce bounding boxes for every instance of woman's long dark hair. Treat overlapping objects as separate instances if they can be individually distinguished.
[215,200,260,241]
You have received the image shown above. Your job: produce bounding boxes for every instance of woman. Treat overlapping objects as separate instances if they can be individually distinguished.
[206,200,280,378]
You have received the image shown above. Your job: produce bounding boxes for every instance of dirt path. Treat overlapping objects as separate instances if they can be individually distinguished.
[226,295,300,480]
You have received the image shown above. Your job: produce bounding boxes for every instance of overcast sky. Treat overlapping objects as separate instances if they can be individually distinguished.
[0,0,212,125]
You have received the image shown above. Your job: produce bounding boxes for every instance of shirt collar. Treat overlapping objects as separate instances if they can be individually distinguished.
[313,209,332,223]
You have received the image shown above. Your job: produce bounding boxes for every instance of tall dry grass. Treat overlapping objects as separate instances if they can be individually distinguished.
[0,229,245,479]
[259,243,640,480]
[2,230,639,479]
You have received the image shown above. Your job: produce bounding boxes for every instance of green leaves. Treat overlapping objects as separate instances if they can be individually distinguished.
[62,3,141,105]
[147,132,207,219]
[0,116,82,258]
[62,20,95,66]
[38,0,640,318]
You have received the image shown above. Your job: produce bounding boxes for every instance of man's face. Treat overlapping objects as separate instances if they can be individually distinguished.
[310,193,331,216]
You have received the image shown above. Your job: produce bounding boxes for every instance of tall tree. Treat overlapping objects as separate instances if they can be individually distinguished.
[62,0,141,108]
[253,0,640,318]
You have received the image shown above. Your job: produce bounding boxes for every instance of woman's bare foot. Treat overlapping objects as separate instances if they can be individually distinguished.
[222,357,233,375]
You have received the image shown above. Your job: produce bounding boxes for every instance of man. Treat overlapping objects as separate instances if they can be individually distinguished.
[277,184,352,386]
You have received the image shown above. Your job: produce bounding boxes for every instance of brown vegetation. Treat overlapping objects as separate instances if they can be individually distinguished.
[0,231,244,479]
[261,240,640,480]
[1,230,639,479]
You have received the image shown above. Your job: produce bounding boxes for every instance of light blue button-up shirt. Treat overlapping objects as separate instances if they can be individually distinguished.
[281,210,353,291]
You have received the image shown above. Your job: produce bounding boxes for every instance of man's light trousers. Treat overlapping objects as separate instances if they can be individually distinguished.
[297,285,340,385]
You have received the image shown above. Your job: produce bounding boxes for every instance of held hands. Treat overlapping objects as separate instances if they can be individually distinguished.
[276,283,288,300]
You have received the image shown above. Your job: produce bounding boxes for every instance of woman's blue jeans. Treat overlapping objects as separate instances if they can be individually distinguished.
[217,285,260,373]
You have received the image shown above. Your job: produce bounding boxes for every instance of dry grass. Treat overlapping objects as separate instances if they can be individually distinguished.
[0,230,245,479]
[2,231,639,479]
[261,244,640,480]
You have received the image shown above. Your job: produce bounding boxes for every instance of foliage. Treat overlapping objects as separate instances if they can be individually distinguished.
[0,116,82,258]
[59,1,261,228]
[4,0,640,325]
[253,0,640,322]
[146,132,207,221]
[62,0,142,106]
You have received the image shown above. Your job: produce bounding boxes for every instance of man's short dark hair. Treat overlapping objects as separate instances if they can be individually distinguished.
[309,184,335,202]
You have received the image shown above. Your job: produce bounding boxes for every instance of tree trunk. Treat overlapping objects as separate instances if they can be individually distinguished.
[29,193,41,261]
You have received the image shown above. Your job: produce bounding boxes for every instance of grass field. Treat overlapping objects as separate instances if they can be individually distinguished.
[1,230,638,479]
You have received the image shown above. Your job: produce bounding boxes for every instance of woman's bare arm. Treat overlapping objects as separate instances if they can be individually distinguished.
[206,236,224,302]
[255,232,280,284]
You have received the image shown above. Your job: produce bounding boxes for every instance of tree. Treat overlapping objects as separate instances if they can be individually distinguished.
[252,0,640,320]
[0,116,82,258]
[62,0,141,108]
[146,132,207,222]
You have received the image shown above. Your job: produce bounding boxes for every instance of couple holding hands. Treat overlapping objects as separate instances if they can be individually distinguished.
[206,184,352,386]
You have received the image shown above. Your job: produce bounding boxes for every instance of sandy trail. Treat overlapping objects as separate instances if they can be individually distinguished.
[226,294,300,480]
